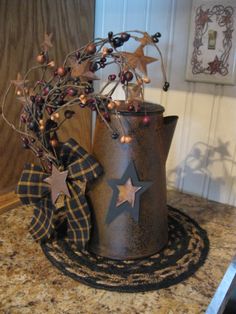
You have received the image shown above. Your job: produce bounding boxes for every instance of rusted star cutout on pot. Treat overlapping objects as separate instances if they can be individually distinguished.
[44,165,70,204]
[106,161,152,224]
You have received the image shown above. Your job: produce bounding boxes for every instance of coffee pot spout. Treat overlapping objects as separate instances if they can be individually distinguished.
[163,116,178,161]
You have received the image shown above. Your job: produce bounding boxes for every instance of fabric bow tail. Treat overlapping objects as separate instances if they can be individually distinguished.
[16,164,57,241]
[63,139,103,247]
[16,139,103,249]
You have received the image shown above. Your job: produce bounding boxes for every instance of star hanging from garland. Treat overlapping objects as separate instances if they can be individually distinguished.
[208,56,222,74]
[16,95,31,104]
[69,59,99,81]
[122,46,157,75]
[42,32,53,51]
[137,32,152,47]
[106,161,152,224]
[11,73,29,89]
[44,165,70,204]
[127,84,143,111]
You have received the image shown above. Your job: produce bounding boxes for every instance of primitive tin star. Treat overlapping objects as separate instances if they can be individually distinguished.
[106,161,152,224]
[11,73,28,88]
[122,46,157,75]
[42,32,53,51]
[69,59,99,81]
[44,165,70,204]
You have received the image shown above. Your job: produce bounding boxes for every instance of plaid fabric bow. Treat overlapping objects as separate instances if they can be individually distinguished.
[16,138,102,248]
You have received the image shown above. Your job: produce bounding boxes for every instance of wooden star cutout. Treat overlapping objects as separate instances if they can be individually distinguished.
[208,56,222,74]
[106,161,152,224]
[44,165,70,204]
[42,32,53,51]
[69,59,99,81]
[122,46,157,75]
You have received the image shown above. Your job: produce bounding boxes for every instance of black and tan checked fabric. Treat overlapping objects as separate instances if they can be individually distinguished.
[16,164,57,242]
[65,183,91,246]
[64,138,102,182]
[16,164,49,205]
[16,139,103,248]
[29,198,56,241]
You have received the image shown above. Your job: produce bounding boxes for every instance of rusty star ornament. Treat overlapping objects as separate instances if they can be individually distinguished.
[69,59,99,81]
[11,73,28,88]
[42,32,53,51]
[106,161,152,224]
[122,46,157,75]
[44,165,70,204]
[16,95,31,104]
[137,32,153,47]
[127,84,144,111]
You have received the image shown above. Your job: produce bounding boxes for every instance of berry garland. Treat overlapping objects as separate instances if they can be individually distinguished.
[1,30,169,172]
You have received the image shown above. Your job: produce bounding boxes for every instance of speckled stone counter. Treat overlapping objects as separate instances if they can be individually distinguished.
[0,190,236,314]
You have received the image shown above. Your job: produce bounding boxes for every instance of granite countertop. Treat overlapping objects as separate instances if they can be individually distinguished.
[0,190,236,314]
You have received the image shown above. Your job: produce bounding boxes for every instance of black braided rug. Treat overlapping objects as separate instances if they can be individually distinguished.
[41,206,209,293]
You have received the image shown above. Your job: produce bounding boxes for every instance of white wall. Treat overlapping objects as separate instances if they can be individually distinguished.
[95,0,236,206]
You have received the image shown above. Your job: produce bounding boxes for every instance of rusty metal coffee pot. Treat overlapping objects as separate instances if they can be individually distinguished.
[88,102,178,260]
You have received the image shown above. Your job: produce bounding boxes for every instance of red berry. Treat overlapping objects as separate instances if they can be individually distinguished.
[46,106,54,115]
[20,114,27,123]
[124,71,133,82]
[67,88,77,96]
[36,149,44,157]
[86,43,96,54]
[103,112,110,122]
[36,54,45,64]
[142,115,151,126]
[57,67,66,77]
[120,73,126,84]
[21,137,29,144]
[121,32,130,42]
[42,86,50,96]
[128,104,134,111]
[35,95,42,102]
[30,95,35,102]
[108,74,116,81]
